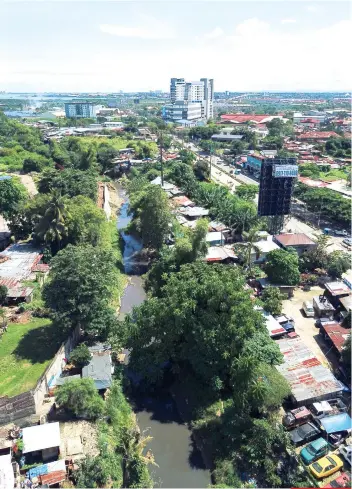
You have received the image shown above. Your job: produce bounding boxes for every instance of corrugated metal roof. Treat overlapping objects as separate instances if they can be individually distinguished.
[22,422,61,454]
[276,337,342,404]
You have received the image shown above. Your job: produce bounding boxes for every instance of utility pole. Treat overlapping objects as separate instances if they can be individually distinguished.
[209,142,213,180]
[159,131,164,187]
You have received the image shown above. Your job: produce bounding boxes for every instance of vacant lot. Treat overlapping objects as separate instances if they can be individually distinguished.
[0,318,61,397]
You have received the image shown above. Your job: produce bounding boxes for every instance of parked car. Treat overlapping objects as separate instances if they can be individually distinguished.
[282,321,295,333]
[290,422,320,446]
[342,238,352,250]
[323,472,351,488]
[303,301,315,317]
[335,230,349,237]
[311,399,347,419]
[339,445,352,465]
[300,437,330,465]
[283,406,312,429]
[308,454,344,479]
[328,432,349,448]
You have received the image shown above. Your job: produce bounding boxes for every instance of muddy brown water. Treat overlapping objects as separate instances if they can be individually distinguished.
[116,183,210,488]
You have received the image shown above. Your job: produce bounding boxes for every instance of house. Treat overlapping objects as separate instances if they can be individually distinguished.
[320,322,350,357]
[22,422,61,463]
[250,235,280,263]
[0,243,46,303]
[82,345,114,390]
[273,233,317,256]
[206,232,224,246]
[324,281,351,308]
[313,295,335,319]
[0,215,11,252]
[179,206,209,219]
[220,114,285,124]
[257,277,295,298]
[297,131,339,142]
[205,246,237,264]
[211,133,244,142]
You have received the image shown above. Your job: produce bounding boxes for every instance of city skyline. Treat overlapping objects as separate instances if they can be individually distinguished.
[1,1,351,92]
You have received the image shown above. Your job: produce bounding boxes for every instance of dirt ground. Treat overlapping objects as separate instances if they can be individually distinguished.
[282,286,336,367]
[60,420,99,460]
[16,174,38,196]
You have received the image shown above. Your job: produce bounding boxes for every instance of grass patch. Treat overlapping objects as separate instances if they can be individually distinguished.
[0,318,61,397]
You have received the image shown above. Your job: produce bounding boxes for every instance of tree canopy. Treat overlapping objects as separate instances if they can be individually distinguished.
[43,244,120,336]
[56,378,104,419]
[264,249,300,285]
[0,177,28,219]
[261,287,284,316]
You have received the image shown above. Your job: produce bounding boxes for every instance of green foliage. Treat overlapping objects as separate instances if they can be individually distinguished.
[178,149,196,165]
[194,159,210,181]
[294,182,351,227]
[236,184,257,201]
[0,177,28,219]
[325,137,351,159]
[261,135,284,150]
[189,125,220,140]
[0,285,7,305]
[38,168,98,201]
[34,191,69,253]
[261,287,284,316]
[69,343,92,367]
[326,250,350,279]
[145,218,208,296]
[130,184,172,250]
[230,139,245,156]
[264,249,300,285]
[242,331,283,366]
[299,234,331,272]
[43,244,120,337]
[75,455,113,488]
[299,163,320,178]
[56,378,104,419]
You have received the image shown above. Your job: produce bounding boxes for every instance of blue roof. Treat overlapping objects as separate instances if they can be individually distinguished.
[320,413,352,434]
[0,176,12,181]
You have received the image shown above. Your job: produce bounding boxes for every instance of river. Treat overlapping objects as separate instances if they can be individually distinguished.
[116,184,210,488]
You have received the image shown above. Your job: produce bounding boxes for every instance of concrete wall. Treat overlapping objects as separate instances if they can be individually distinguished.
[0,327,80,425]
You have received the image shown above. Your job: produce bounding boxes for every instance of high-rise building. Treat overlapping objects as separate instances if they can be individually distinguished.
[64,102,97,118]
[165,78,214,122]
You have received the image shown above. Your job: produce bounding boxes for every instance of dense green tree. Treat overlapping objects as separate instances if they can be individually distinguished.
[145,218,208,296]
[43,244,119,335]
[66,195,108,247]
[178,149,196,165]
[194,159,210,181]
[261,135,284,150]
[236,184,258,201]
[56,378,104,419]
[299,234,331,272]
[97,144,119,173]
[123,263,281,400]
[136,185,172,250]
[0,177,28,219]
[264,249,300,285]
[261,287,284,316]
[242,331,283,366]
[189,125,220,140]
[38,168,97,201]
[230,139,245,156]
[69,343,92,367]
[234,226,262,272]
[327,251,350,279]
[75,455,112,488]
[23,154,51,173]
[299,163,320,178]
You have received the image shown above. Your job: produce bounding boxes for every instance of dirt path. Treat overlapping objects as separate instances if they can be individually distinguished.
[15,174,38,196]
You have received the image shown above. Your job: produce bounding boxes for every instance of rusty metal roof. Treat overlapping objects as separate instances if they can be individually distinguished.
[276,337,342,404]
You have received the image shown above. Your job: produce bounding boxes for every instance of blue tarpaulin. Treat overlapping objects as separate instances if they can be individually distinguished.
[320,413,352,434]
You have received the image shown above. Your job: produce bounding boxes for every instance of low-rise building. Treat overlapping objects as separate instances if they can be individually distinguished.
[22,423,61,463]
[82,344,114,391]
[273,233,317,256]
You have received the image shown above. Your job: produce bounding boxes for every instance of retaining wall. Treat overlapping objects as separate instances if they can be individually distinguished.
[0,327,80,425]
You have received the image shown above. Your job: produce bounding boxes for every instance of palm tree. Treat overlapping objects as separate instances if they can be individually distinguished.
[234,226,262,272]
[35,190,69,251]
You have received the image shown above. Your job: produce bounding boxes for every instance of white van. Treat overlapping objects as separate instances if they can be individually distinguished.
[303,301,315,317]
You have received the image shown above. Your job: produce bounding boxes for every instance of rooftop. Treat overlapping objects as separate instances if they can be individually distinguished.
[276,336,342,404]
[262,311,286,338]
[220,114,284,124]
[274,233,316,247]
[0,243,42,289]
[0,453,14,489]
[298,131,339,139]
[82,354,113,390]
[205,246,237,262]
[321,322,350,353]
[22,422,61,454]
[325,281,351,297]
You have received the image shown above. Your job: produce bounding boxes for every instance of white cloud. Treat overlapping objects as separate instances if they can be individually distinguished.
[281,18,297,24]
[99,20,174,40]
[305,5,318,13]
[204,27,224,39]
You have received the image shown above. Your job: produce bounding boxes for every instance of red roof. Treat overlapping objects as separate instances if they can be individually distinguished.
[39,471,66,485]
[274,233,316,247]
[220,114,276,123]
[321,322,350,353]
[298,131,339,139]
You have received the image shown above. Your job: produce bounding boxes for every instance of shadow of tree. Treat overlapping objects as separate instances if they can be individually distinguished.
[188,435,207,470]
[13,322,63,363]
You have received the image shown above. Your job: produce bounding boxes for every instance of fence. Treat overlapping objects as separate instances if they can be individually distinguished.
[0,327,80,425]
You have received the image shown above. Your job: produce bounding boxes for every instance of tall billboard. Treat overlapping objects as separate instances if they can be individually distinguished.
[258,158,298,217]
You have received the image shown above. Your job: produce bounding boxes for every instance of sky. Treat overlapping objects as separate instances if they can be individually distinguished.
[0,0,351,92]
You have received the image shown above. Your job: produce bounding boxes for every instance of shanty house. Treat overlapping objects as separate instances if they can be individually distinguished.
[22,422,61,463]
[0,448,14,489]
[82,345,114,390]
